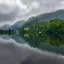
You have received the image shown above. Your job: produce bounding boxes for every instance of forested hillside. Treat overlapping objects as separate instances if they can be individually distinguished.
[19,19,64,46]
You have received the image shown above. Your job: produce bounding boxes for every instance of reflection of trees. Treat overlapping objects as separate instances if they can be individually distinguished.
[47,36,64,46]
[0,29,15,35]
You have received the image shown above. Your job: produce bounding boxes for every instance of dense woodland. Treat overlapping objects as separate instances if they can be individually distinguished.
[19,19,64,46]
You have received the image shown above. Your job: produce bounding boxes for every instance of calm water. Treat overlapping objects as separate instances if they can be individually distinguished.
[0,35,64,55]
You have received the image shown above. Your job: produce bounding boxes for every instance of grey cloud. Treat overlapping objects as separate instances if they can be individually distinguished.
[22,0,34,7]
[0,4,20,22]
[0,3,27,24]
[0,42,64,64]
[0,3,26,24]
[21,0,63,18]
[0,0,63,24]
[0,10,17,21]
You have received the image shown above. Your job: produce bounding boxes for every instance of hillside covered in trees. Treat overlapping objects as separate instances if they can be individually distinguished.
[19,19,64,46]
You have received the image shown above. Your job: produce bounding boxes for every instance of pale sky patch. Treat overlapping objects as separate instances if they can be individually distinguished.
[31,1,40,9]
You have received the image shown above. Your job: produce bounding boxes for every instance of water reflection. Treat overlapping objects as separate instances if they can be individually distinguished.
[0,35,16,43]
[21,33,64,55]
[0,35,64,55]
[0,35,27,44]
[0,35,64,64]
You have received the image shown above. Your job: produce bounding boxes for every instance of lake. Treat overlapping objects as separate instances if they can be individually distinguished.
[0,35,64,55]
[0,35,64,64]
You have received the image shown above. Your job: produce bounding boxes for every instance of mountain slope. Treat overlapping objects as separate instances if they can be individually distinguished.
[10,20,25,30]
[23,9,64,27]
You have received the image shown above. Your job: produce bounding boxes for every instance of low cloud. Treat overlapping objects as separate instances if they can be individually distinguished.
[0,5,19,22]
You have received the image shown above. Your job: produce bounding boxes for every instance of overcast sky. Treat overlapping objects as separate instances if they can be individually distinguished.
[0,0,64,25]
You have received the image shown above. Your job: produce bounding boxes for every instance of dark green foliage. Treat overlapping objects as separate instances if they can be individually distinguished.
[19,19,64,46]
[46,19,64,45]
[0,29,15,35]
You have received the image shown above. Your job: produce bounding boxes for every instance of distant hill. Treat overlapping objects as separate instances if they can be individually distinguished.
[23,9,64,27]
[0,20,25,30]
[9,20,25,30]
[0,24,11,30]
